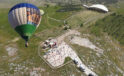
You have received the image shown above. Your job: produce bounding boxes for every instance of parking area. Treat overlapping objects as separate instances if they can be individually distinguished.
[42,41,97,76]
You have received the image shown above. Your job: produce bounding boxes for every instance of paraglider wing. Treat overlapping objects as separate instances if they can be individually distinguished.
[40,9,45,16]
[8,3,41,47]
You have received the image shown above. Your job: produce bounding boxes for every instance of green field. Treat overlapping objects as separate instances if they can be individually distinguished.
[0,1,124,76]
[0,6,75,76]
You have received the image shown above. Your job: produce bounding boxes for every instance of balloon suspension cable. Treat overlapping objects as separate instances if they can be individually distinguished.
[25,41,29,47]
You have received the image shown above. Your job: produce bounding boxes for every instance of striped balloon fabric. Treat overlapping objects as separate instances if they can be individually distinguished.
[8,3,41,46]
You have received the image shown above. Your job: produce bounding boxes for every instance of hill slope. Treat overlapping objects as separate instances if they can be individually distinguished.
[0,1,124,76]
[90,8,124,45]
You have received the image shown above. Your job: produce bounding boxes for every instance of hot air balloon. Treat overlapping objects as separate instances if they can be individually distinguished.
[8,3,41,47]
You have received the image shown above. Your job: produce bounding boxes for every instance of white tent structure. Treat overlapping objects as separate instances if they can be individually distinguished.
[83,4,109,13]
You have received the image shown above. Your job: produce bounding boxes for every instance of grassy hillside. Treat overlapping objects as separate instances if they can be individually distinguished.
[0,0,120,8]
[0,1,124,76]
[0,6,75,76]
[65,1,124,75]
[90,9,124,45]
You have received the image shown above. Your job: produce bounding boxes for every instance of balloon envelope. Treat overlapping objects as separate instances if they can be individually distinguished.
[8,3,41,43]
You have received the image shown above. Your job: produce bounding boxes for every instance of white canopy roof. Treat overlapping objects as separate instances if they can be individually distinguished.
[89,4,109,12]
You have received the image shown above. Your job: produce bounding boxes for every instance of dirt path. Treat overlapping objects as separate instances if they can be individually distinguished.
[56,30,80,45]
[70,36,104,55]
[47,16,63,22]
